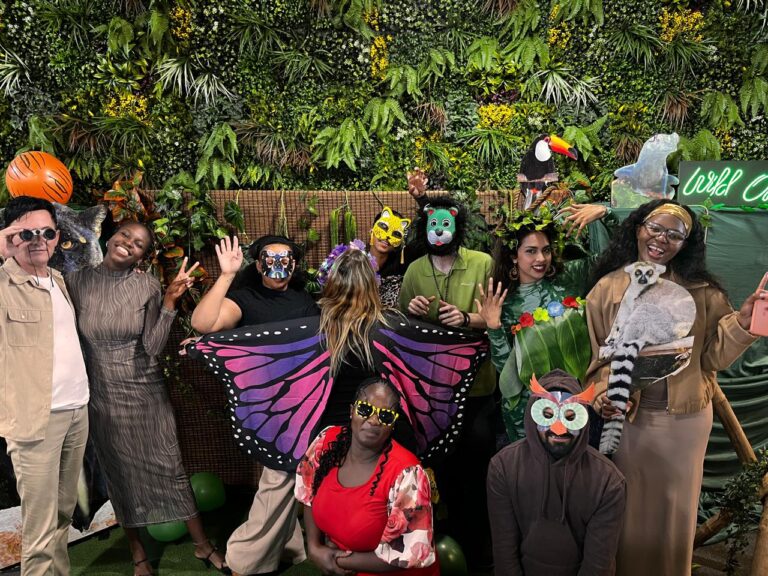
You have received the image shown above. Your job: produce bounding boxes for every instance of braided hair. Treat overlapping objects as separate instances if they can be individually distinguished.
[311,378,402,497]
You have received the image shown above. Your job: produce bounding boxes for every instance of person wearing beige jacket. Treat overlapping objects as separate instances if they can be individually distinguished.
[585,200,764,576]
[0,196,90,576]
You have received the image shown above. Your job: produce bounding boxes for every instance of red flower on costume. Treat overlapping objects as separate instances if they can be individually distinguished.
[519,312,535,328]
[510,323,522,335]
[563,296,580,308]
[382,507,409,542]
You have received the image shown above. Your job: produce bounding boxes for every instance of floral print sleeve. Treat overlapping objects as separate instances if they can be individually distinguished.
[294,426,333,506]
[375,465,436,569]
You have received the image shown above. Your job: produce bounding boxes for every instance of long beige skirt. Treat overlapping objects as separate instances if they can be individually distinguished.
[613,402,713,576]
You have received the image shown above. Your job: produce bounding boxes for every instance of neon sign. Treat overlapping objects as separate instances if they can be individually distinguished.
[678,161,768,207]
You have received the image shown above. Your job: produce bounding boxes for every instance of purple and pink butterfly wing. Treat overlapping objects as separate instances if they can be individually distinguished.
[373,314,489,462]
[189,317,331,471]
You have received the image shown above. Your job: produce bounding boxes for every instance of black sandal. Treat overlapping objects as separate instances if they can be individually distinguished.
[194,542,232,575]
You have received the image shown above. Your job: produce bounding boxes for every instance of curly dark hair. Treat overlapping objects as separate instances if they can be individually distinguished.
[491,223,563,292]
[588,199,725,293]
[412,195,467,253]
[311,378,401,497]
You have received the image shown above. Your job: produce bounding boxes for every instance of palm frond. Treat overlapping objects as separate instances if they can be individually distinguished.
[230,10,284,58]
[606,23,662,69]
[0,50,30,96]
[524,62,598,110]
[498,0,541,42]
[192,73,237,105]
[273,47,333,84]
[415,101,448,134]
[458,127,523,167]
[663,38,714,75]
[38,0,97,49]
[661,88,698,129]
[481,0,520,17]
[156,56,195,95]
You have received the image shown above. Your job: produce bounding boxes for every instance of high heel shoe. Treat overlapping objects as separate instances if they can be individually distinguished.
[194,542,232,575]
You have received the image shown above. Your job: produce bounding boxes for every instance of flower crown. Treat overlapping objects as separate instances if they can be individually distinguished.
[494,202,566,254]
[316,239,380,286]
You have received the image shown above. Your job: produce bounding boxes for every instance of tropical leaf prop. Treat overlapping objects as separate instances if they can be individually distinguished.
[513,296,591,385]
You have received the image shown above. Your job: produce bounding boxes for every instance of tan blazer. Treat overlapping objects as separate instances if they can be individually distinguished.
[586,268,757,416]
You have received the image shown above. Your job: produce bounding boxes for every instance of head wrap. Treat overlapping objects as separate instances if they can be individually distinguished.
[645,203,693,235]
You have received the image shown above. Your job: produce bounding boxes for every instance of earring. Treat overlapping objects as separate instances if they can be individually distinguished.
[546,263,556,277]
[510,262,519,281]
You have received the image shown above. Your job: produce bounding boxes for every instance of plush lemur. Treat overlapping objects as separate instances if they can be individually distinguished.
[599,261,696,455]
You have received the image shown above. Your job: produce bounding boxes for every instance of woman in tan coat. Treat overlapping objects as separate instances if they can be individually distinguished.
[585,200,764,576]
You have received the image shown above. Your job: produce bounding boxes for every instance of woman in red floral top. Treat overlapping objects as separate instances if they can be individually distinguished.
[295,378,437,576]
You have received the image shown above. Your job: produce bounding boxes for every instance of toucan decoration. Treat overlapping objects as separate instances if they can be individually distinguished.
[518,134,578,210]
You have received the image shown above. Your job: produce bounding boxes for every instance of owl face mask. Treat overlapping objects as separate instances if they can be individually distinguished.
[260,248,295,279]
[371,207,411,248]
[529,374,595,461]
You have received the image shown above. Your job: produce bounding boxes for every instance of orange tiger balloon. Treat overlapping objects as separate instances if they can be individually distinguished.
[5,151,73,204]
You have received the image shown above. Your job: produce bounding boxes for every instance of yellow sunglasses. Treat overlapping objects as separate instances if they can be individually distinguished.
[353,400,399,427]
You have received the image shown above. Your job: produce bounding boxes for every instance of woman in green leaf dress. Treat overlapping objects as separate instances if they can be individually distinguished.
[476,204,609,442]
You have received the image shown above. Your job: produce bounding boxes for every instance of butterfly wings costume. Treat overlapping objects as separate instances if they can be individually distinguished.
[188,312,488,471]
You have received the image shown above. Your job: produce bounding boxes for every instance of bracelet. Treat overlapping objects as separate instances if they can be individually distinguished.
[461,311,470,327]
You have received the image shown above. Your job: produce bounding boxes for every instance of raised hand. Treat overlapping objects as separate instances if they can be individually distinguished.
[163,257,200,309]
[0,225,24,260]
[737,279,768,331]
[215,236,243,275]
[474,277,508,330]
[407,167,429,199]
[558,203,608,239]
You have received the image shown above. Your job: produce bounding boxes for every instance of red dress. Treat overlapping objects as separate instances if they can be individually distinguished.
[296,426,438,576]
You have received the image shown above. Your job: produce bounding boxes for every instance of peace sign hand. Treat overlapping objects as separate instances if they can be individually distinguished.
[163,257,200,310]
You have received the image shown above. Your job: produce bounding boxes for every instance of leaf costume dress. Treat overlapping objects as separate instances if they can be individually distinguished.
[487,259,591,442]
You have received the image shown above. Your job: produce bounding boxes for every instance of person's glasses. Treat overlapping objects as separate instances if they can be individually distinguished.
[642,221,687,244]
[19,228,57,242]
[353,400,399,427]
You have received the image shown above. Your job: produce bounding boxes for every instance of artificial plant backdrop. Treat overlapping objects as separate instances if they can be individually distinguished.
[0,0,767,206]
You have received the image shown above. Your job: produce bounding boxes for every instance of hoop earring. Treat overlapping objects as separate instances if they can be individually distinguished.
[546,263,556,278]
[510,262,519,281]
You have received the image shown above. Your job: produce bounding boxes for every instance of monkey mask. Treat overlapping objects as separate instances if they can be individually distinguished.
[371,207,411,249]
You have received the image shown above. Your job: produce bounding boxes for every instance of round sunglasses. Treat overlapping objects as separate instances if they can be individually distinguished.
[353,400,399,427]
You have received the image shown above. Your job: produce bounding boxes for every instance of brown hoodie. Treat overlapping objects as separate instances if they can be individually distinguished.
[487,370,626,576]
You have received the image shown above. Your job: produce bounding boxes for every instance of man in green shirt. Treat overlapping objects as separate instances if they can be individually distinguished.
[398,195,495,570]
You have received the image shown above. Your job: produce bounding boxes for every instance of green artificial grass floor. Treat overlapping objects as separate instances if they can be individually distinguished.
[65,525,321,576]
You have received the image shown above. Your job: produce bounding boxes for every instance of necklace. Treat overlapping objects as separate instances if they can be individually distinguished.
[429,255,456,303]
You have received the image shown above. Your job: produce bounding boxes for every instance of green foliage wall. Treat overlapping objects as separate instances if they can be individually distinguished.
[1,0,767,205]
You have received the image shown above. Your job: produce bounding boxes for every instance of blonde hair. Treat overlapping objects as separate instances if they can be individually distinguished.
[318,249,387,376]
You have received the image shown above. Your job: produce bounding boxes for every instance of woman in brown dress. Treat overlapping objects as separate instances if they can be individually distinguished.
[585,200,763,576]
[67,221,229,576]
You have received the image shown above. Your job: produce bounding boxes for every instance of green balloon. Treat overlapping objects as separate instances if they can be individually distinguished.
[146,520,188,542]
[436,534,468,576]
[190,472,226,512]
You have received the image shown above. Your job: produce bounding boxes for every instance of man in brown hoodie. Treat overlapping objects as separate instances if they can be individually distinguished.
[487,370,626,575]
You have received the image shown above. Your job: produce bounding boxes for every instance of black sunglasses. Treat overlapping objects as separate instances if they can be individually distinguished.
[19,228,57,242]
[353,400,399,427]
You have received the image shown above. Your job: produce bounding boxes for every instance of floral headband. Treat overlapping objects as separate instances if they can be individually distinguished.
[316,239,380,286]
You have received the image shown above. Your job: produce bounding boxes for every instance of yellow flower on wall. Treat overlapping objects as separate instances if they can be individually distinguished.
[659,8,704,43]
[477,104,515,129]
[170,6,193,41]
[104,92,149,121]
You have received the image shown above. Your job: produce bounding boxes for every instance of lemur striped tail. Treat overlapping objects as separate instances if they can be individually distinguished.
[599,340,642,455]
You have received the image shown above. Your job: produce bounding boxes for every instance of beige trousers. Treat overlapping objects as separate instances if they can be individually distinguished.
[225,466,306,574]
[6,406,89,576]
